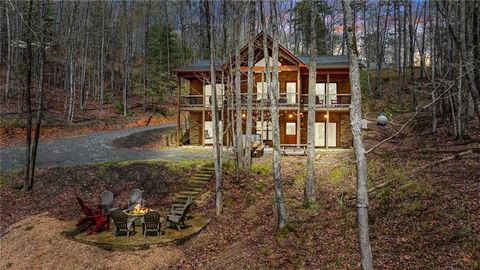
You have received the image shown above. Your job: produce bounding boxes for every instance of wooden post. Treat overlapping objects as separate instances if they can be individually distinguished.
[260,72,265,141]
[296,70,301,146]
[326,74,330,149]
[176,77,181,146]
[202,110,205,146]
[326,110,330,149]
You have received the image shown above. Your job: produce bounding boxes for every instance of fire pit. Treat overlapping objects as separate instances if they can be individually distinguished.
[123,204,150,217]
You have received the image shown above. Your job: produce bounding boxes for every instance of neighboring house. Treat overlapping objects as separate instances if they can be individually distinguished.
[173,32,352,149]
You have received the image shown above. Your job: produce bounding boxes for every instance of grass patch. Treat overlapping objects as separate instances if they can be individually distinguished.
[0,176,8,190]
[250,162,271,176]
[250,180,268,193]
[0,115,25,129]
[275,223,297,242]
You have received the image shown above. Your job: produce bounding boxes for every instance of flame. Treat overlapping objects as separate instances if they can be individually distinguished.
[130,204,149,215]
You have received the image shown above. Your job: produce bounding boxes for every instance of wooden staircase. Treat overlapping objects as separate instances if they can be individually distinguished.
[172,163,214,205]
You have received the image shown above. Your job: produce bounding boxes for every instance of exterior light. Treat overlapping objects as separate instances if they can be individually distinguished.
[242,113,246,118]
[288,113,293,119]
[324,115,328,119]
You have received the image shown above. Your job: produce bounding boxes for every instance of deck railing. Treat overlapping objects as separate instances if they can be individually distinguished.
[300,94,351,108]
[180,93,351,108]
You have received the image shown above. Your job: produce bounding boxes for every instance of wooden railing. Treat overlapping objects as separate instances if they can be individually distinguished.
[180,93,351,108]
[300,94,351,108]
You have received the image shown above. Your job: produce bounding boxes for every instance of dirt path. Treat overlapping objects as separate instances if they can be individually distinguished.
[0,123,218,170]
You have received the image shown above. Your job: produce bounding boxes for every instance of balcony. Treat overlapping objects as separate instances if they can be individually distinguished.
[300,94,351,108]
[179,93,350,109]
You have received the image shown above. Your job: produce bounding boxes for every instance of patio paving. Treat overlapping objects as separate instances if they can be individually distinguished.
[63,213,211,251]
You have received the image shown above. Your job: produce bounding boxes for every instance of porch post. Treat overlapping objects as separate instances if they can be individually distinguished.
[260,72,265,141]
[326,74,330,149]
[202,110,205,147]
[296,70,301,146]
[176,77,181,146]
[326,110,330,149]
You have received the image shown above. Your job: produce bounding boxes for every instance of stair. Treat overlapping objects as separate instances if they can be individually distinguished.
[169,163,214,208]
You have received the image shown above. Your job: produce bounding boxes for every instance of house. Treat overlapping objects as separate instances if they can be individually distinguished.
[173,32,352,149]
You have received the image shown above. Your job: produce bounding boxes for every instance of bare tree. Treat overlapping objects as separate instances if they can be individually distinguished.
[23,0,34,191]
[244,1,256,172]
[208,0,223,216]
[342,0,374,269]
[304,0,317,206]
[269,0,288,230]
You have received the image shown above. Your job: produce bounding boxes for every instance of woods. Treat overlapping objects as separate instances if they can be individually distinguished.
[1,0,479,269]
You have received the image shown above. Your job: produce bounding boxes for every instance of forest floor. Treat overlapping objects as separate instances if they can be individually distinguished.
[0,93,180,147]
[0,114,479,269]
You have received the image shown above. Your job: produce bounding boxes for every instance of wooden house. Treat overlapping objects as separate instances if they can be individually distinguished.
[173,32,352,149]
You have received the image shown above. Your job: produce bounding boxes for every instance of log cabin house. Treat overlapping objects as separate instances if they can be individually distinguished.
[173,32,352,149]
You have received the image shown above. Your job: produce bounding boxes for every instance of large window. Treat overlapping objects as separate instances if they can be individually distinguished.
[315,83,337,105]
[204,121,223,144]
[204,84,224,106]
[314,122,336,147]
[286,82,297,104]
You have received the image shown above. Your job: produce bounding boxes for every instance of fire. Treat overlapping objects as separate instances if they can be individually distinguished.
[130,204,149,215]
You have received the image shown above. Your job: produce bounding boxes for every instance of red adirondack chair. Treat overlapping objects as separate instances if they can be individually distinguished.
[76,195,109,235]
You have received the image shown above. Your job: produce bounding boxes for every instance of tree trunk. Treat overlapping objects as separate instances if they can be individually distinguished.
[305,2,317,206]
[5,6,11,98]
[208,1,223,216]
[23,0,34,191]
[342,0,374,269]
[143,2,150,112]
[270,0,288,231]
[29,0,46,189]
[234,16,243,172]
[122,1,129,116]
[244,1,255,172]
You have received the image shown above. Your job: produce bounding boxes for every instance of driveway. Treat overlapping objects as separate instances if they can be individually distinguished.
[0,123,220,170]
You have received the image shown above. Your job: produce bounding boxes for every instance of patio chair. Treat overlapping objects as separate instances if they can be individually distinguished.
[167,196,193,231]
[100,190,119,214]
[75,196,109,235]
[142,211,162,237]
[111,211,135,238]
[128,188,144,209]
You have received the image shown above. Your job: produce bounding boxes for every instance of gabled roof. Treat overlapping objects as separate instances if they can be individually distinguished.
[173,31,349,74]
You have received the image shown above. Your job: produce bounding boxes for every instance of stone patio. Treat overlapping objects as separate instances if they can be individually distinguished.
[63,213,211,251]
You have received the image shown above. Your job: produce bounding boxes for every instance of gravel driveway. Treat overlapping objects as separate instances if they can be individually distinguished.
[0,123,221,170]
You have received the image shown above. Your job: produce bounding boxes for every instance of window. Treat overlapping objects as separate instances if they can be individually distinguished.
[286,122,296,135]
[256,121,272,140]
[204,121,223,144]
[315,83,337,105]
[286,82,296,104]
[256,82,267,100]
[204,84,224,106]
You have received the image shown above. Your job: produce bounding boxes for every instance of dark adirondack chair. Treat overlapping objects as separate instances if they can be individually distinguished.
[167,196,193,231]
[128,188,144,209]
[76,196,109,235]
[111,211,135,237]
[142,211,162,237]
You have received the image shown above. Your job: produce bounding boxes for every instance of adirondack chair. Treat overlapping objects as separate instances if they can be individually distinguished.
[111,211,135,238]
[100,190,119,214]
[167,196,193,231]
[142,211,162,237]
[128,188,144,209]
[76,196,109,235]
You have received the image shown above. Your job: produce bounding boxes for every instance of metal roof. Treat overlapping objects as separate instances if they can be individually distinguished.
[296,55,349,67]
